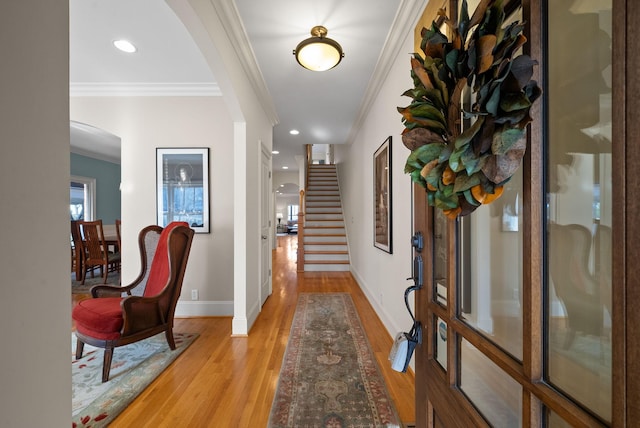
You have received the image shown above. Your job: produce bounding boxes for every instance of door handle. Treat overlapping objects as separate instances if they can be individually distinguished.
[262,235,268,240]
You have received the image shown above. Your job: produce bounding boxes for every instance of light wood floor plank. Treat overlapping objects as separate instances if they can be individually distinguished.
[73,235,415,426]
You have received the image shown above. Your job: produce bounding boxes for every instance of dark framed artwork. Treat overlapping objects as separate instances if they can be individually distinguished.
[373,136,392,253]
[156,147,210,233]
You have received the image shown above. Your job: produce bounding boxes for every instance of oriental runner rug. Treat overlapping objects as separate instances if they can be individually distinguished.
[72,332,197,427]
[268,293,401,427]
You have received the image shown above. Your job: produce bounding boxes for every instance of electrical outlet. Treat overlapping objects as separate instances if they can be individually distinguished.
[191,289,199,301]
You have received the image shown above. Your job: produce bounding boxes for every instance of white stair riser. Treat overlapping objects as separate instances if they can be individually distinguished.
[304,228,345,234]
[306,207,342,214]
[304,217,344,227]
[304,244,348,252]
[305,254,349,262]
[305,236,347,244]
[304,264,350,272]
[307,190,339,195]
[307,195,340,200]
[306,214,344,220]
[306,203,342,209]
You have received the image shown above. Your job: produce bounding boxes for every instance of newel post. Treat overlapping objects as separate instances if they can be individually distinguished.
[297,189,305,272]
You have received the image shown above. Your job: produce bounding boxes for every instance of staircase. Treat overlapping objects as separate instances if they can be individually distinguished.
[302,164,350,271]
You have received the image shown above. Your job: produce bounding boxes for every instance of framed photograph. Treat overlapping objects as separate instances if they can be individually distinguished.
[373,136,392,253]
[156,148,210,233]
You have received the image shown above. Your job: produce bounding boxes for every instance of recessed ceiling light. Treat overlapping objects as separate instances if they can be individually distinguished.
[289,129,300,135]
[272,150,280,154]
[282,166,289,169]
[280,184,284,187]
[113,39,137,53]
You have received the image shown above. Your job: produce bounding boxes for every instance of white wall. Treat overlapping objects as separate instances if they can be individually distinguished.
[70,96,236,315]
[335,27,417,337]
[0,2,71,426]
[173,0,275,334]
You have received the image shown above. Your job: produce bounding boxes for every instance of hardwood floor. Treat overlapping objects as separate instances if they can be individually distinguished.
[73,235,415,427]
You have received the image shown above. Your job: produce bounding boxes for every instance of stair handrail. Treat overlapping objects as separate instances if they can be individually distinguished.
[297,189,305,272]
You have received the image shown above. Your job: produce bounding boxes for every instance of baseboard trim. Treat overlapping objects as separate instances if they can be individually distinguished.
[175,300,233,317]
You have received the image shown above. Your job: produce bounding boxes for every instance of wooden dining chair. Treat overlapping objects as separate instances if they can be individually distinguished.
[78,219,121,284]
[115,219,122,253]
[70,220,84,281]
[115,219,122,284]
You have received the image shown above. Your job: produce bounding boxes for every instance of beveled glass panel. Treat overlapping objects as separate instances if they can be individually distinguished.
[546,1,612,423]
[546,407,573,428]
[454,4,524,361]
[458,168,523,360]
[433,209,448,307]
[460,339,522,426]
[435,317,447,370]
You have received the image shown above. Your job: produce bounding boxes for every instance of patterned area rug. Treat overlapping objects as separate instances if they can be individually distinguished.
[268,293,401,427]
[71,271,120,294]
[72,332,197,427]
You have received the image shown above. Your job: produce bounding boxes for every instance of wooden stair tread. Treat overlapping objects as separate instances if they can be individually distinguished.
[305,233,346,237]
[304,250,349,255]
[303,241,347,246]
[304,260,350,265]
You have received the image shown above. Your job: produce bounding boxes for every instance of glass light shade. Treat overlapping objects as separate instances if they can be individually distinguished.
[294,26,344,71]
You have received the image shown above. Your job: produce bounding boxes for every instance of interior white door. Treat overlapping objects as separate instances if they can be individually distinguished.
[260,144,272,306]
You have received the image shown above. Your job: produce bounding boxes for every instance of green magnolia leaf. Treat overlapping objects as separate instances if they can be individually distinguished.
[410,169,426,187]
[464,153,488,175]
[426,162,446,189]
[459,0,470,41]
[463,189,481,206]
[406,150,425,170]
[427,191,436,206]
[409,102,446,123]
[510,55,537,88]
[453,171,481,193]
[434,188,459,209]
[500,92,531,112]
[494,108,528,125]
[430,63,449,106]
[414,142,446,164]
[439,144,453,163]
[485,85,502,115]
[446,49,459,75]
[455,116,485,149]
[448,148,462,172]
[492,128,525,155]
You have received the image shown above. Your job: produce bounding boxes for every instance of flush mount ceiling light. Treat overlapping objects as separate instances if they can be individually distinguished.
[113,39,137,53]
[293,26,344,71]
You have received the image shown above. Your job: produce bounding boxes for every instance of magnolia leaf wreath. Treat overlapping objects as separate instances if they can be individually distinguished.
[399,0,541,218]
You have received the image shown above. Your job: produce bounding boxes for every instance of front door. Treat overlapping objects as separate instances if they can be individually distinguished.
[260,143,272,306]
[412,0,633,426]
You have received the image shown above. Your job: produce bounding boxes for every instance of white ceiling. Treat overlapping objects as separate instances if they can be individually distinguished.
[69,0,416,173]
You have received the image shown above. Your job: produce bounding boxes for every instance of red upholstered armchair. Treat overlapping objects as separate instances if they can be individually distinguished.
[72,222,194,382]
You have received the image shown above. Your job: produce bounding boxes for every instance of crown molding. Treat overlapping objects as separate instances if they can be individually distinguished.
[347,0,429,145]
[69,82,221,97]
[210,0,279,126]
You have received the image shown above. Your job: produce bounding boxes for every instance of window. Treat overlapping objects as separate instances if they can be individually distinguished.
[288,205,299,223]
[70,176,95,221]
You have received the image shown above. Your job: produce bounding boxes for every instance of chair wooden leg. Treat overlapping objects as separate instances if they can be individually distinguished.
[75,338,85,359]
[102,348,114,383]
[165,329,176,350]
